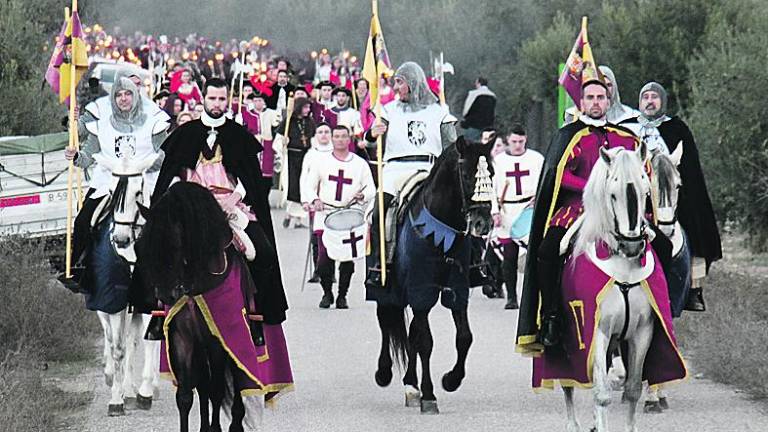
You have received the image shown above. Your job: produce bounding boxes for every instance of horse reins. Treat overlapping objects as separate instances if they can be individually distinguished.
[615,281,640,342]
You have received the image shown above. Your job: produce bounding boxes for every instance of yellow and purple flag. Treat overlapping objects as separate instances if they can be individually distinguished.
[46,9,88,106]
[558,17,602,107]
[361,0,392,115]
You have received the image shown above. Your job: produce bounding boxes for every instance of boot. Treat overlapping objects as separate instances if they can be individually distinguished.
[536,256,562,347]
[502,252,519,309]
[319,281,334,309]
[684,287,706,312]
[336,265,353,309]
[504,286,519,310]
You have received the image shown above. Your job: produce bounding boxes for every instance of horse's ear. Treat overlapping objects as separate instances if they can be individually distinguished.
[137,202,151,221]
[637,140,649,163]
[456,135,468,153]
[599,146,613,164]
[670,141,684,166]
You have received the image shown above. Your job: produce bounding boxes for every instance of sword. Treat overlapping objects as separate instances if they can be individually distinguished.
[300,211,314,292]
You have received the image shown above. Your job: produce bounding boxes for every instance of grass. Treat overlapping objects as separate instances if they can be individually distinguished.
[676,233,768,401]
[0,236,99,431]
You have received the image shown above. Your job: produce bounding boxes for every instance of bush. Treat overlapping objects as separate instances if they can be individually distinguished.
[687,2,768,251]
[677,265,768,399]
[0,236,98,430]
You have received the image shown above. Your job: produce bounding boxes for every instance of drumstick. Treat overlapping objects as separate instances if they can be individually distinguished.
[344,184,368,208]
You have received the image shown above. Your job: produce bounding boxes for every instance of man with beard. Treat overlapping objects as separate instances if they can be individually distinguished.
[60,72,169,298]
[363,62,458,288]
[516,75,649,355]
[563,65,637,125]
[152,77,288,327]
[266,69,296,114]
[621,82,722,311]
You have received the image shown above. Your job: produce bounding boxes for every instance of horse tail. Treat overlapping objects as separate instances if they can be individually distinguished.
[377,304,408,369]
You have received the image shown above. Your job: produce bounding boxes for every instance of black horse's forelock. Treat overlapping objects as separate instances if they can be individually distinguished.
[140,182,232,299]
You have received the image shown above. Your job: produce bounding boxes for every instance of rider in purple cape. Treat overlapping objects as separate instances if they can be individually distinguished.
[516,79,673,356]
[151,78,288,325]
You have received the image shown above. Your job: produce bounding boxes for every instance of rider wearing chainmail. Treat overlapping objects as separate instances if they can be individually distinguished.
[364,62,458,288]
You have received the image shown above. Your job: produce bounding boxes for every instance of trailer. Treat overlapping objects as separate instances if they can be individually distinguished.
[0,133,89,237]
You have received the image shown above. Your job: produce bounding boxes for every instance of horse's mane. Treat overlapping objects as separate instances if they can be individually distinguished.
[575,149,646,256]
[139,182,232,298]
[651,151,679,205]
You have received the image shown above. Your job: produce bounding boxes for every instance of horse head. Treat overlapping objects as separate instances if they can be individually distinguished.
[93,152,159,251]
[139,182,233,303]
[579,143,651,259]
[456,135,495,237]
[651,143,683,237]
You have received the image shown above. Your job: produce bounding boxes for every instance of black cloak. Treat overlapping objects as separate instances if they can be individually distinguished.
[151,118,288,324]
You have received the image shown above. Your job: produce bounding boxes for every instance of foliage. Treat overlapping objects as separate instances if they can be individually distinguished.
[687,1,768,250]
[0,0,97,137]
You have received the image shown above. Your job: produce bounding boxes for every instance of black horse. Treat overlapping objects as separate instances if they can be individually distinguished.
[369,137,494,414]
[138,182,255,432]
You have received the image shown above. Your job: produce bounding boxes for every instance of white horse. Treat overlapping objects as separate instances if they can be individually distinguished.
[562,143,656,432]
[645,144,685,413]
[91,152,161,416]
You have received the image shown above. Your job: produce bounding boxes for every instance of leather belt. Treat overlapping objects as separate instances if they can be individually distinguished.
[502,196,533,204]
[388,155,436,163]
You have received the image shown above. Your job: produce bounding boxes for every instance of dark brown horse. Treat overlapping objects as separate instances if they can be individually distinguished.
[138,182,252,432]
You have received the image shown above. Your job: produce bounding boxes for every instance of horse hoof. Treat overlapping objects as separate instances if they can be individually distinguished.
[375,368,393,387]
[405,386,421,407]
[420,399,439,415]
[107,404,125,417]
[136,394,152,410]
[441,371,463,393]
[643,400,663,414]
[659,397,669,410]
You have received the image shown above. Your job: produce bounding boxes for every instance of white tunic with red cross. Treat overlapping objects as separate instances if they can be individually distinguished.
[300,151,376,261]
[492,149,544,240]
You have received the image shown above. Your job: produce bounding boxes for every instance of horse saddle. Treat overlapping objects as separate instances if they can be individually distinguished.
[384,170,430,262]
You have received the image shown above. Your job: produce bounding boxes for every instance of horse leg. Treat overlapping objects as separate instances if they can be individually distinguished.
[169,318,197,432]
[644,384,663,414]
[563,387,581,432]
[442,309,473,392]
[624,319,654,432]
[107,310,128,416]
[374,304,394,387]
[228,390,246,432]
[412,310,438,415]
[591,329,611,431]
[197,364,211,432]
[97,312,114,387]
[208,342,228,432]
[403,317,420,407]
[122,312,141,401]
[138,314,159,409]
[176,385,195,432]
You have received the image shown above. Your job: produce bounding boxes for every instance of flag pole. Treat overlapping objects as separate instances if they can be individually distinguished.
[237,43,246,116]
[64,0,78,278]
[439,51,446,106]
[372,0,387,284]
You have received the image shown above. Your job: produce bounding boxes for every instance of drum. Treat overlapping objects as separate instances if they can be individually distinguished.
[324,208,365,231]
[509,207,533,248]
[322,208,368,261]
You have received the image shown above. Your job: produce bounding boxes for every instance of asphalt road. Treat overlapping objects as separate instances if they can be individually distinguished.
[78,206,768,432]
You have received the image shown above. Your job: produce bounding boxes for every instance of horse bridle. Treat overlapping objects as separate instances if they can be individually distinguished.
[109,172,146,246]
